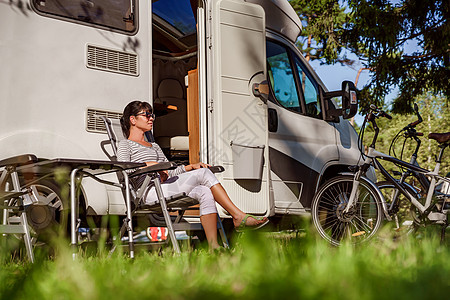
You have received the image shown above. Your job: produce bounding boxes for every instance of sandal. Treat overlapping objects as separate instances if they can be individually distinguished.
[235,214,269,232]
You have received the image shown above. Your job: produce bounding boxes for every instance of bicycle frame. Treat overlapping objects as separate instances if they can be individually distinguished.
[397,132,431,192]
[369,146,449,224]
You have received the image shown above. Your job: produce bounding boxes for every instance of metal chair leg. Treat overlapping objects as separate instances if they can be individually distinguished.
[217,218,230,249]
[123,172,135,258]
[153,178,181,253]
[0,169,35,263]
[20,212,34,263]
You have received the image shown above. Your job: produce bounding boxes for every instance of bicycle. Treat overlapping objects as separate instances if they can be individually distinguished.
[311,105,450,246]
[376,104,449,236]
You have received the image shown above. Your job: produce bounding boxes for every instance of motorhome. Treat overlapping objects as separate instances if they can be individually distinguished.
[1,0,364,236]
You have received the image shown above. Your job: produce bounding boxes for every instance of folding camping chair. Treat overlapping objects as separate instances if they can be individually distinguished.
[99,116,229,253]
[0,154,38,262]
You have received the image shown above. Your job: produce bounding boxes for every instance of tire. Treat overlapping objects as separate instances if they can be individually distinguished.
[311,175,383,246]
[376,181,422,235]
[24,180,69,245]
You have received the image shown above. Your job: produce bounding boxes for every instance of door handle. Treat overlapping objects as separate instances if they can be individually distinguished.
[252,80,269,103]
[268,108,278,132]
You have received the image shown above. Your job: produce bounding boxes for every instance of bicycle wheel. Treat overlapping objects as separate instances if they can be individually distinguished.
[311,175,383,246]
[376,181,422,235]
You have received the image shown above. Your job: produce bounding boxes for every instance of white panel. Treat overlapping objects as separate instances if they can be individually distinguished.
[0,0,151,215]
[210,0,271,216]
[221,178,268,214]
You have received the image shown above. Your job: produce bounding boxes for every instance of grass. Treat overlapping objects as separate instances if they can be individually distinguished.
[1,224,449,300]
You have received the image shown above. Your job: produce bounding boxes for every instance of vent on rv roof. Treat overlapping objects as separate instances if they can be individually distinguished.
[86,45,138,76]
[86,108,122,133]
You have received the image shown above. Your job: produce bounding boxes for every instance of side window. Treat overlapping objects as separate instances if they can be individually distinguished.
[293,56,321,118]
[31,0,136,33]
[266,41,301,113]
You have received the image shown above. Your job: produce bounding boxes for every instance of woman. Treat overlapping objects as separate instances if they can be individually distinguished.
[117,101,268,249]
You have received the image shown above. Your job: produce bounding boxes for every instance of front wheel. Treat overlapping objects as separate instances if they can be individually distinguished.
[311,175,383,246]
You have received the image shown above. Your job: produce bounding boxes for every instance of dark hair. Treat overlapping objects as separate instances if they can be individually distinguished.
[120,100,153,138]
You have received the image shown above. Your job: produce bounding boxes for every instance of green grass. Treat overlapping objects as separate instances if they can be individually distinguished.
[1,226,449,300]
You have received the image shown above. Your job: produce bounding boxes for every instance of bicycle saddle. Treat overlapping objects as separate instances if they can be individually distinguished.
[428,132,450,144]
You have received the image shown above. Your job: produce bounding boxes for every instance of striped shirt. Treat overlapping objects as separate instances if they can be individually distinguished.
[117,139,186,187]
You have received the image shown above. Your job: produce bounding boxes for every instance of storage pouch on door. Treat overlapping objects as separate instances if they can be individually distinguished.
[230,142,265,180]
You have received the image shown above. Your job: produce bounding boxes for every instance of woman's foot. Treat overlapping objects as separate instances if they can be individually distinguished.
[211,246,230,254]
[234,214,269,231]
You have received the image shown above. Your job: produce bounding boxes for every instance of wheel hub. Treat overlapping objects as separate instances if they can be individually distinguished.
[335,201,356,222]
[26,204,56,230]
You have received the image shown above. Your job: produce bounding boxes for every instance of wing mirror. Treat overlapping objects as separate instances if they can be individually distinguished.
[341,81,358,119]
[321,80,358,121]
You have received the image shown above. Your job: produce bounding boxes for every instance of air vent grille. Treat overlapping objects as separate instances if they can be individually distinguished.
[86,108,122,133]
[86,45,138,76]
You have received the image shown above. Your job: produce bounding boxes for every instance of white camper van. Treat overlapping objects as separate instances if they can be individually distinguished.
[1,0,364,235]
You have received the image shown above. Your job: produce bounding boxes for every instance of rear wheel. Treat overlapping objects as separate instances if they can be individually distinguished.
[311,175,383,246]
[25,180,68,245]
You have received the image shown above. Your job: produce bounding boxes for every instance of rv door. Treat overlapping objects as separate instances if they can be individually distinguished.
[207,0,271,216]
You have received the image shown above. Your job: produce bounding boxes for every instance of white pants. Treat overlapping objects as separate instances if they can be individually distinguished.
[145,168,220,216]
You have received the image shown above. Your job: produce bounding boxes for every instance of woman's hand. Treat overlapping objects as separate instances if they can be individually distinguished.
[158,170,169,183]
[185,162,211,172]
[145,162,169,182]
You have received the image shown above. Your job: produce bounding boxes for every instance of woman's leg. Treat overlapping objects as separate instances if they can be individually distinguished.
[188,185,220,249]
[200,213,219,249]
[146,169,267,234]
[210,184,267,228]
[145,173,221,249]
[184,168,268,228]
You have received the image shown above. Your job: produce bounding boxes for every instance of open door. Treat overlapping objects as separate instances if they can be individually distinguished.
[208,0,271,216]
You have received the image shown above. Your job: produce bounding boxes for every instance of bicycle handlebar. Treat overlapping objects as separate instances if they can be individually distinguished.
[362,103,425,159]
[409,119,421,127]
[363,103,420,155]
[403,103,423,130]
[369,104,392,119]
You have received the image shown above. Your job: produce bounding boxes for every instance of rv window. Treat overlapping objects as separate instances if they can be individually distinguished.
[153,0,196,36]
[293,56,321,119]
[32,0,136,33]
[152,0,197,55]
[266,41,302,113]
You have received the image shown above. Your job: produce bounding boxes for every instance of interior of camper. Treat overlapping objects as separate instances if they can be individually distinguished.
[151,0,200,165]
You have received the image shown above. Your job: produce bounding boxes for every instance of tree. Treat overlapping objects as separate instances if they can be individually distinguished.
[290,0,449,113]
[344,0,449,113]
[290,0,352,64]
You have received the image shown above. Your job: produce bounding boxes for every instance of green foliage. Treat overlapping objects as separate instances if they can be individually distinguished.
[1,227,449,300]
[290,0,352,64]
[345,0,450,113]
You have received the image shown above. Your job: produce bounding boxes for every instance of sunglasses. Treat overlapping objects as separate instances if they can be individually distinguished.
[135,111,156,119]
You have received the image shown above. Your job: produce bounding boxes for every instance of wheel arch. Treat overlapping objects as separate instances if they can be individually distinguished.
[317,164,352,188]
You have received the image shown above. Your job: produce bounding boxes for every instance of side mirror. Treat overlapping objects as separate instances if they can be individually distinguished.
[341,81,358,119]
[321,80,358,121]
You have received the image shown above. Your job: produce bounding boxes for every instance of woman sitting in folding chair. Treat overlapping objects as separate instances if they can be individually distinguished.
[118,101,268,250]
